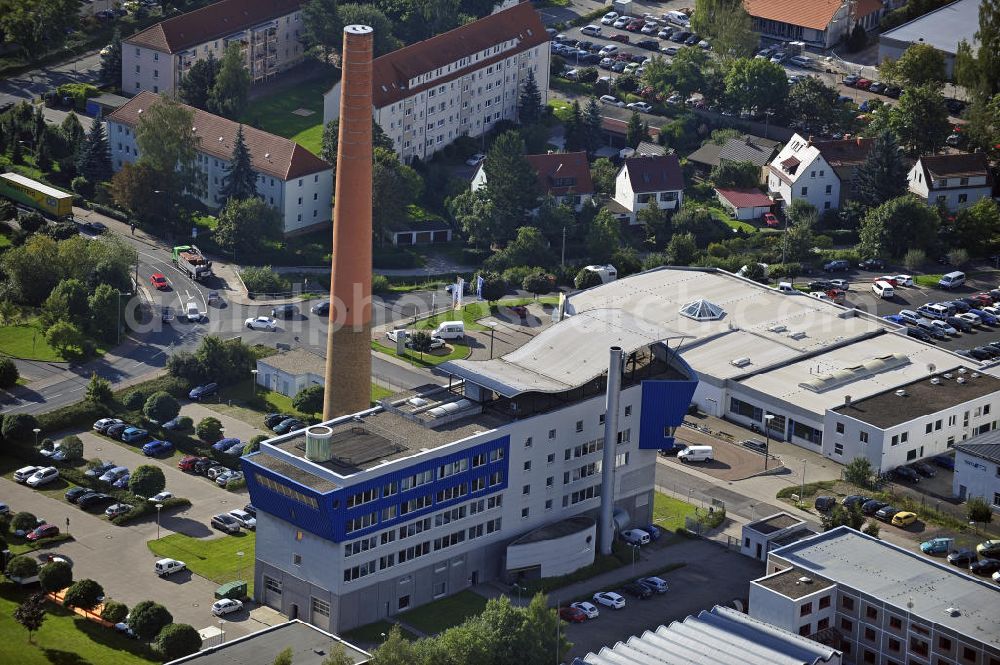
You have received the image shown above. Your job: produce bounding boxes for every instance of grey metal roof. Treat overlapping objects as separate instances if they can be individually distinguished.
[580,605,841,665]
[441,308,686,397]
[769,527,1000,649]
[954,429,1000,464]
[718,135,782,166]
[880,0,980,56]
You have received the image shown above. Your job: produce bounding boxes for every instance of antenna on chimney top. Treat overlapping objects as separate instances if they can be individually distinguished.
[927,363,936,374]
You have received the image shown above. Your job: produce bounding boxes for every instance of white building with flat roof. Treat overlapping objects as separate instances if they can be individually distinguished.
[952,434,1000,510]
[879,0,982,78]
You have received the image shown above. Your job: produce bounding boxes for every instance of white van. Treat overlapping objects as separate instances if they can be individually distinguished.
[621,528,651,545]
[433,321,465,340]
[677,445,713,463]
[664,10,689,26]
[777,282,795,294]
[154,558,186,577]
[938,271,966,289]
[872,280,894,299]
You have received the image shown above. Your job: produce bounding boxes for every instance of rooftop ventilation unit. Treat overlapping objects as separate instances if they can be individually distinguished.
[971,372,980,378]
[895,389,907,397]
[768,324,787,333]
[945,607,961,617]
[930,378,941,385]
[731,357,751,368]
[304,425,334,463]
[407,397,429,407]
[958,368,967,374]
[788,331,807,340]
[944,373,953,379]
[797,576,813,584]
[957,377,966,384]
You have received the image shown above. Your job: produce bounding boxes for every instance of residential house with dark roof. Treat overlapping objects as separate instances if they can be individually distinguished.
[323,2,550,164]
[687,133,782,181]
[609,155,684,224]
[767,133,872,212]
[952,430,1000,511]
[744,0,885,49]
[107,92,332,234]
[123,0,305,95]
[907,153,993,212]
[470,151,594,211]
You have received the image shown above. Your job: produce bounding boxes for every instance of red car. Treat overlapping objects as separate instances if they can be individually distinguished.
[27,524,59,541]
[763,212,779,227]
[150,273,169,290]
[610,34,630,43]
[875,275,898,287]
[559,606,588,623]
[626,20,643,31]
[971,293,993,306]
[855,78,872,90]
[177,455,201,472]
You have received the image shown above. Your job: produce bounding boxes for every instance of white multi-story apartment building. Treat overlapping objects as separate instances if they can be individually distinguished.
[107,92,332,235]
[751,527,1000,665]
[322,2,550,164]
[908,153,993,213]
[767,134,873,212]
[122,0,305,96]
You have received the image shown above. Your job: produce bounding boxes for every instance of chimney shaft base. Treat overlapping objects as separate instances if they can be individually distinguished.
[323,326,373,419]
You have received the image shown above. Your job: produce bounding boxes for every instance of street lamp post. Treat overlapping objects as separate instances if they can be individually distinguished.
[512,582,523,605]
[800,459,807,506]
[236,550,245,581]
[763,414,775,470]
[630,543,640,572]
[155,503,163,540]
[487,322,497,359]
[33,428,41,447]
[250,369,258,396]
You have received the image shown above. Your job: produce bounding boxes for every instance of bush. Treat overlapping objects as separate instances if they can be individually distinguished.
[71,176,95,199]
[55,83,100,111]
[128,600,173,641]
[844,457,874,487]
[124,390,147,411]
[574,267,603,290]
[37,400,108,433]
[11,512,38,533]
[101,600,129,623]
[6,555,39,579]
[239,265,289,294]
[129,465,166,498]
[63,579,104,610]
[371,274,390,293]
[85,373,113,404]
[226,476,246,491]
[39,560,73,592]
[903,248,926,270]
[196,417,223,443]
[948,248,969,266]
[143,391,180,423]
[2,413,39,442]
[967,496,993,524]
[60,435,84,461]
[292,385,324,414]
[171,416,193,432]
[0,357,19,389]
[18,211,45,235]
[155,623,202,660]
[111,497,191,526]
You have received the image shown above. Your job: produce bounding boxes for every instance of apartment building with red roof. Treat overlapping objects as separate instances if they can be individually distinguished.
[108,92,332,235]
[323,2,550,164]
[123,0,305,96]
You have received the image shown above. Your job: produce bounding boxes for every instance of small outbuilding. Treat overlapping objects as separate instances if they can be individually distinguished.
[716,187,774,221]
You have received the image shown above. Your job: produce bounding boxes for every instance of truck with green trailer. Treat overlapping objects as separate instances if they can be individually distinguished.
[0,172,73,219]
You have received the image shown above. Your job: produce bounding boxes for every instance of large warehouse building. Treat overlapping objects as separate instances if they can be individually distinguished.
[878,0,981,78]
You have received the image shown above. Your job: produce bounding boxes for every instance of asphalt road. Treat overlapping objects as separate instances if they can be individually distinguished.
[0,51,103,110]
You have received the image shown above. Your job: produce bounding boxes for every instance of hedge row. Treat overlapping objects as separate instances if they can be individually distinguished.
[112,497,191,527]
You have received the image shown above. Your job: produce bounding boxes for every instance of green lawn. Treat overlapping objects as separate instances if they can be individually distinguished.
[652,492,698,533]
[548,99,574,122]
[148,532,256,596]
[398,590,488,635]
[342,620,418,645]
[0,317,63,361]
[915,274,944,288]
[371,340,470,368]
[0,583,156,665]
[240,70,340,155]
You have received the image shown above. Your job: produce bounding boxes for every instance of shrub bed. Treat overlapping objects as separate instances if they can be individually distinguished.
[112,497,192,526]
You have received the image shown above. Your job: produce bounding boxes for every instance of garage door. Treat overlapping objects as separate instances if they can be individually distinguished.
[264,576,282,609]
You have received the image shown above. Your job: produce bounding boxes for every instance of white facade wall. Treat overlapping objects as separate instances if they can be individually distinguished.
[107,119,331,234]
[906,162,992,212]
[256,366,324,398]
[768,154,841,212]
[749,577,838,639]
[612,168,682,224]
[505,521,597,576]
[122,46,171,95]
[952,450,1000,509]
[472,166,594,212]
[325,44,549,164]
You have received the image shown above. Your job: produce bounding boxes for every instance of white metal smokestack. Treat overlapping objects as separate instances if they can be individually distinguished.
[599,346,624,556]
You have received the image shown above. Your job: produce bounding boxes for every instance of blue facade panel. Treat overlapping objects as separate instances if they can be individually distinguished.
[638,379,698,450]
[242,436,511,543]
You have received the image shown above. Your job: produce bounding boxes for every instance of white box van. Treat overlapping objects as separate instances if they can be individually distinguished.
[433,321,465,340]
[664,10,689,26]
[677,445,713,463]
[621,528,651,545]
[154,558,186,577]
[872,280,894,299]
[939,271,966,289]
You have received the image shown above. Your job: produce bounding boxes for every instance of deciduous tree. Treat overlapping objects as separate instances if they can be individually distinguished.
[87,284,120,344]
[666,231,697,265]
[45,320,83,355]
[208,43,251,119]
[586,209,621,263]
[214,197,283,253]
[135,96,201,223]
[128,600,173,641]
[100,27,123,88]
[39,560,73,593]
[590,157,617,196]
[144,391,181,423]
[373,148,422,245]
[293,385,324,414]
[691,0,756,61]
[41,278,89,330]
[724,58,788,114]
[967,495,993,524]
[196,417,223,442]
[155,623,203,660]
[302,0,341,63]
[949,198,1000,254]
[710,160,759,188]
[13,592,46,643]
[129,465,167,498]
[955,0,1000,101]
[860,195,939,258]
[889,84,951,155]
[0,357,19,389]
[178,55,219,110]
[786,77,839,129]
[63,579,104,610]
[878,43,946,87]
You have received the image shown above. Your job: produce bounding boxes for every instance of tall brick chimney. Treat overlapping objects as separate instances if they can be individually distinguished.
[323,25,374,419]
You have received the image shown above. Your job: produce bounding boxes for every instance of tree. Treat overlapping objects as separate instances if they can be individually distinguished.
[337,4,401,56]
[60,435,83,461]
[77,115,112,185]
[954,0,1000,101]
[691,0,757,61]
[10,512,38,534]
[494,226,553,268]
[522,270,551,296]
[63,579,104,610]
[880,43,946,88]
[846,23,867,52]
[18,211,44,236]
[483,131,539,231]
[273,647,294,665]
[563,100,584,152]
[889,84,951,155]
[6,555,39,578]
[950,198,1000,254]
[372,148,423,244]
[821,503,865,531]
[787,77,839,129]
[196,416,224,443]
[221,125,257,203]
[590,157,617,196]
[532,196,575,239]
[302,0,340,63]
[13,593,46,643]
[45,320,83,355]
[39,560,73,593]
[2,413,38,441]
[667,232,698,265]
[60,112,86,160]
[585,209,622,263]
[724,58,788,114]
[742,262,767,283]
[88,284,121,344]
[638,206,670,249]
[518,69,543,126]
[574,267,603,290]
[178,54,219,110]
[853,130,907,210]
[583,98,603,155]
[208,43,251,119]
[41,278,89,330]
[214,197,283,254]
[479,272,508,303]
[446,190,502,248]
[85,372,113,403]
[320,119,392,187]
[668,46,711,98]
[135,96,200,226]
[844,456,874,487]
[963,92,1000,158]
[0,357,19,389]
[100,27,123,88]
[321,644,354,665]
[108,162,164,227]
[860,194,939,258]
[101,600,129,624]
[625,111,647,148]
[0,0,79,58]
[128,600,173,641]
[967,495,993,524]
[144,391,181,423]
[155,623,203,660]
[861,520,880,538]
[710,161,759,189]
[189,336,256,386]
[410,331,434,359]
[129,465,166,499]
[293,385,325,414]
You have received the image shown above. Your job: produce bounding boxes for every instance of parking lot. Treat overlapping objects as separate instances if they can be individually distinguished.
[670,427,782,481]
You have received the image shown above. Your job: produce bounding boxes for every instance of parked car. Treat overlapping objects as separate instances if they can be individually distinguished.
[93,418,124,433]
[194,457,215,474]
[310,300,330,315]
[99,466,129,483]
[891,511,917,527]
[638,576,669,593]
[65,487,92,504]
[177,455,202,472]
[875,505,901,521]
[112,474,131,490]
[228,509,256,530]
[920,537,953,555]
[78,492,115,509]
[592,591,626,609]
[947,548,977,566]
[842,495,869,510]
[154,558,186,577]
[911,462,936,478]
[106,423,129,439]
[243,504,257,519]
[216,470,244,487]
[627,101,653,113]
[206,466,228,481]
[858,258,886,270]
[892,466,920,483]
[559,606,588,623]
[150,491,173,502]
[741,439,767,454]
[465,153,485,166]
[121,427,148,443]
[976,540,1000,557]
[212,437,242,453]
[142,440,174,457]
[933,454,955,470]
[271,304,299,319]
[906,327,933,342]
[265,413,294,429]
[970,558,1000,576]
[105,503,134,518]
[14,466,40,483]
[189,383,219,401]
[622,582,653,599]
[162,416,187,431]
[245,316,278,331]
[861,500,888,516]
[273,418,304,434]
[211,513,242,534]
[814,496,837,512]
[26,524,60,541]
[26,467,59,487]
[225,441,246,456]
[823,259,849,272]
[599,94,624,107]
[212,598,244,616]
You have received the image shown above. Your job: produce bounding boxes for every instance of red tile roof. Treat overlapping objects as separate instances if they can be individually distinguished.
[106,91,329,180]
[126,0,303,54]
[743,0,843,31]
[525,151,594,196]
[715,188,774,209]
[622,155,683,193]
[370,2,548,108]
[852,0,884,19]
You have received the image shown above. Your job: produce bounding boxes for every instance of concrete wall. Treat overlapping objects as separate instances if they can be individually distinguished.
[505,521,596,577]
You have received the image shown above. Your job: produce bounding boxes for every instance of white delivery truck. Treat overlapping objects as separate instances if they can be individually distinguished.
[677,445,714,463]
